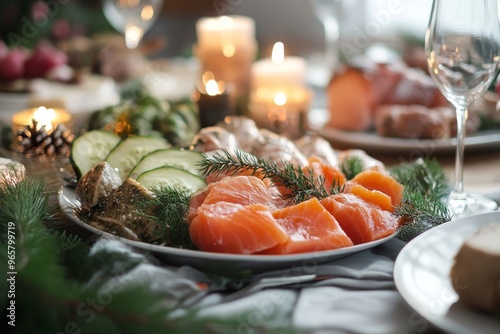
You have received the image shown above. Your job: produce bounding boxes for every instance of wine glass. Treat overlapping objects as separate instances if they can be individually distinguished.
[309,0,343,87]
[103,0,164,49]
[425,0,500,218]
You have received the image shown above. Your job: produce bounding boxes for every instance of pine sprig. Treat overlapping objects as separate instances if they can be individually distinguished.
[0,176,271,334]
[140,186,197,249]
[0,176,52,232]
[389,158,451,241]
[339,156,364,180]
[197,149,337,203]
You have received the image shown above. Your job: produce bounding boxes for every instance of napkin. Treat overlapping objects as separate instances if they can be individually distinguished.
[83,237,431,333]
[85,238,205,310]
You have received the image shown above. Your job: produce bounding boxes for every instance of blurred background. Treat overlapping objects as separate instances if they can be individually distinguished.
[0,0,434,59]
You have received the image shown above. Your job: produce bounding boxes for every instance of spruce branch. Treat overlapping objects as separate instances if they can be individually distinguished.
[197,149,339,203]
[339,155,364,180]
[139,186,197,249]
[389,158,451,241]
[0,176,272,333]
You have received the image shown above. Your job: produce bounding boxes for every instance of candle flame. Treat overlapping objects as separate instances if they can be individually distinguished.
[206,80,219,96]
[201,71,225,95]
[274,92,287,106]
[125,24,144,48]
[141,4,154,20]
[271,42,284,64]
[202,71,215,84]
[33,106,56,132]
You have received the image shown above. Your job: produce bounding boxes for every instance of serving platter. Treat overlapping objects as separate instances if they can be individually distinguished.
[394,211,500,334]
[59,185,396,275]
[319,128,500,155]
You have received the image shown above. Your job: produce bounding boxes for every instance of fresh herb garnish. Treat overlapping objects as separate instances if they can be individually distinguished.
[197,149,341,204]
[389,158,451,241]
[142,186,197,249]
[339,156,364,180]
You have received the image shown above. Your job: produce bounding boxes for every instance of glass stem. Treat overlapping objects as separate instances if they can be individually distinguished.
[323,18,340,73]
[453,104,468,196]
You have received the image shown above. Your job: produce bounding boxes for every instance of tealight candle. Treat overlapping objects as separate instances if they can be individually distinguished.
[248,85,312,138]
[11,106,72,152]
[194,15,257,96]
[12,106,72,133]
[251,42,307,90]
[194,72,234,128]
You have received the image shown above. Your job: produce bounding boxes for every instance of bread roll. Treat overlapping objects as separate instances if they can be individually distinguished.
[450,223,500,315]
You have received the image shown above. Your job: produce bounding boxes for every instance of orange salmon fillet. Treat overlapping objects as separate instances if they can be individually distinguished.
[346,184,394,212]
[189,202,289,254]
[260,198,353,254]
[320,193,401,244]
[302,156,347,192]
[350,169,404,207]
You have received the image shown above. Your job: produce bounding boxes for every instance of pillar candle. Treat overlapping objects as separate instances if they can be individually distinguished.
[194,15,257,96]
[251,42,307,90]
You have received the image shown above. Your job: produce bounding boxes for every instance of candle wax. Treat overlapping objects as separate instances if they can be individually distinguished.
[251,56,307,90]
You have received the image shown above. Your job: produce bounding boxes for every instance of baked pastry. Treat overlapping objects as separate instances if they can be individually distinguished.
[450,223,500,315]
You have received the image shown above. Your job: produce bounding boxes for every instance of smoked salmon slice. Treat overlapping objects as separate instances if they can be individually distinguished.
[349,169,404,207]
[202,175,286,209]
[320,193,401,244]
[189,202,289,254]
[346,184,394,212]
[260,198,353,254]
[303,156,347,191]
[188,175,287,222]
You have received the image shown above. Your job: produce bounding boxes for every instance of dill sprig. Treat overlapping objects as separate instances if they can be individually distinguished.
[389,158,451,241]
[197,149,338,203]
[143,186,197,249]
[339,156,364,180]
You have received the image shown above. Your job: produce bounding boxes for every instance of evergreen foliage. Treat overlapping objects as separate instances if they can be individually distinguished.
[0,157,452,332]
[0,177,258,333]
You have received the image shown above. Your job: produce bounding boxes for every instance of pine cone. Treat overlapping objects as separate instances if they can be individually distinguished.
[16,119,74,156]
[46,123,74,156]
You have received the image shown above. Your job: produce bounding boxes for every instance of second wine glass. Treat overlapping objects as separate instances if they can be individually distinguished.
[425,0,500,218]
[103,0,164,49]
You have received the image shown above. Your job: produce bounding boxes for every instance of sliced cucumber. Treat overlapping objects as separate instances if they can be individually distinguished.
[129,148,205,180]
[105,136,170,180]
[70,130,121,178]
[136,166,206,193]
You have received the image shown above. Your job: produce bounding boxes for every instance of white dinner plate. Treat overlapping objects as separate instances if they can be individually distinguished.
[59,185,396,276]
[394,211,500,334]
[319,128,500,155]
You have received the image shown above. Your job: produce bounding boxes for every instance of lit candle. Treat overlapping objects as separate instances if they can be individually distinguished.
[194,15,257,96]
[11,106,72,152]
[248,86,312,138]
[12,106,72,133]
[251,42,307,90]
[195,72,234,128]
[196,15,255,52]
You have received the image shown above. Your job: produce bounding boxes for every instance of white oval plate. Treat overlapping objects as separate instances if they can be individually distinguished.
[394,211,500,334]
[59,185,396,275]
[319,128,500,155]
